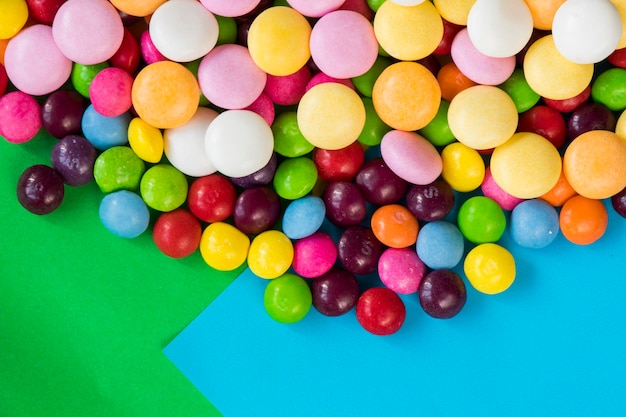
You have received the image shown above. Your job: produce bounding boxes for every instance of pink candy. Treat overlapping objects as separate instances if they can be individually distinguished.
[292,232,337,278]
[89,67,134,117]
[380,130,443,185]
[264,65,312,106]
[0,91,42,144]
[481,167,525,211]
[286,0,346,18]
[200,0,262,17]
[378,248,426,294]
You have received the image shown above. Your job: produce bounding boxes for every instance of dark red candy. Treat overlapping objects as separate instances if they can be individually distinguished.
[418,269,466,319]
[109,28,141,75]
[405,178,455,222]
[26,0,67,25]
[233,186,281,235]
[611,187,626,218]
[50,135,97,186]
[517,105,567,149]
[608,47,626,69]
[337,225,384,275]
[356,287,406,336]
[543,85,590,113]
[152,208,202,258]
[41,90,89,139]
[17,165,65,215]
[566,102,616,141]
[323,181,367,227]
[230,152,277,188]
[355,157,408,206]
[433,18,464,56]
[311,267,360,316]
[313,141,365,182]
[0,63,8,97]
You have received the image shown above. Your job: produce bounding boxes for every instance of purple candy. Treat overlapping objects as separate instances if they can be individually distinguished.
[311,267,360,316]
[51,135,98,186]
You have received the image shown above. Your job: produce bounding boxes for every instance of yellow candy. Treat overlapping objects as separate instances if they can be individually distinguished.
[0,0,28,40]
[441,141,485,192]
[490,132,562,199]
[199,222,250,272]
[108,0,166,17]
[297,82,365,150]
[433,0,477,25]
[131,61,200,129]
[248,230,294,279]
[128,117,164,163]
[372,61,441,131]
[247,6,311,76]
[610,0,626,49]
[464,243,516,295]
[523,35,594,100]
[373,1,443,61]
[616,110,626,140]
[448,85,518,150]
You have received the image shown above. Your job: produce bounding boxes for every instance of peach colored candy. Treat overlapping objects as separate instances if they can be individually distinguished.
[490,132,562,199]
[433,0,476,25]
[131,61,200,129]
[563,130,626,200]
[372,61,441,131]
[109,0,167,17]
[524,0,566,30]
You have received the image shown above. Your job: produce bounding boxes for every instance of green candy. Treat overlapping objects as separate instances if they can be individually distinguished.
[419,100,456,147]
[272,112,315,157]
[457,196,507,244]
[273,157,318,200]
[358,97,391,147]
[366,0,386,12]
[94,146,146,193]
[71,62,109,98]
[183,59,210,107]
[140,164,188,212]
[264,273,312,324]
[215,15,237,45]
[498,68,540,113]
[352,55,392,97]
[591,68,626,111]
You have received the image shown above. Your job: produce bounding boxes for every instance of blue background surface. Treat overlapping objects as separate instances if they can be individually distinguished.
[165,200,626,417]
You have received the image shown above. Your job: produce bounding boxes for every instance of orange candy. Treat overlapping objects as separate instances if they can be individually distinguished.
[371,204,419,248]
[109,0,167,17]
[540,169,577,207]
[559,195,608,245]
[437,61,477,102]
[524,0,566,30]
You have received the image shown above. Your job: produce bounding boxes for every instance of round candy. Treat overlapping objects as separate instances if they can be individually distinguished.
[311,268,360,317]
[358,97,392,147]
[524,0,565,30]
[244,92,275,126]
[591,68,626,112]
[140,164,188,212]
[99,190,150,238]
[0,0,28,39]
[292,231,337,278]
[0,91,41,144]
[109,0,166,17]
[517,105,567,149]
[380,130,442,185]
[233,186,281,235]
[187,174,236,223]
[433,0,475,25]
[523,35,594,100]
[464,243,516,295]
[416,221,464,269]
[563,130,626,200]
[164,107,218,177]
[248,230,294,279]
[440,142,485,193]
[25,0,67,25]
[247,6,312,76]
[352,55,392,98]
[481,167,524,211]
[373,0,443,61]
[273,157,318,200]
[436,61,477,102]
[323,181,367,228]
[198,44,266,110]
[559,195,608,245]
[457,196,507,244]
[310,10,378,79]
[17,165,65,215]
[448,85,518,150]
[372,61,441,131]
[490,132,562,199]
[355,157,408,206]
[419,100,455,147]
[540,170,577,207]
[230,152,277,188]
[149,0,218,62]
[356,287,406,336]
[405,178,455,222]
[418,269,466,319]
[51,135,97,187]
[552,0,622,64]
[205,110,274,178]
[109,28,141,75]
[282,196,326,240]
[566,102,616,141]
[4,24,72,96]
[378,248,426,294]
[286,0,344,17]
[510,199,560,249]
[71,62,108,98]
[152,208,202,258]
[313,142,365,182]
[338,225,384,275]
[140,30,168,65]
[297,82,365,150]
[498,68,541,113]
[93,146,145,193]
[371,204,419,248]
[200,0,262,17]
[128,117,164,164]
[264,273,312,324]
[264,65,311,106]
[41,90,88,139]
[89,67,133,117]
[199,222,250,271]
[611,186,626,218]
[272,112,315,158]
[52,0,124,65]
[81,104,131,150]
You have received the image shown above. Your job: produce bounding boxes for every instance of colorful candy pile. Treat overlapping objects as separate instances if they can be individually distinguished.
[2,0,626,336]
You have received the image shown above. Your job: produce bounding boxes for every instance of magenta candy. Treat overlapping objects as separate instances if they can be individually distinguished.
[305,72,355,92]
[41,90,88,139]
[140,31,168,64]
[378,247,426,295]
[264,65,311,106]
[244,92,275,126]
[0,92,42,144]
[481,167,524,211]
[311,267,360,316]
[89,67,134,117]
[292,231,338,278]
[380,130,442,185]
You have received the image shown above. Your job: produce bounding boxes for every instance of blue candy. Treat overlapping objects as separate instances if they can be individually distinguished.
[510,199,560,249]
[415,220,464,269]
[99,190,150,239]
[282,195,326,240]
[82,104,131,150]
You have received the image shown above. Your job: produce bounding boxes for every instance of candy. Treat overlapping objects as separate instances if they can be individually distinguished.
[358,97,392,147]
[380,130,442,185]
[140,164,188,212]
[109,28,141,75]
[89,67,133,118]
[517,105,567,149]
[292,231,337,278]
[464,243,516,295]
[263,273,312,324]
[233,186,281,235]
[355,157,408,206]
[524,0,565,30]
[440,142,485,193]
[371,204,419,248]
[109,0,166,17]
[323,181,367,228]
[199,222,250,271]
[26,0,67,25]
[611,187,626,219]
[282,196,326,240]
[81,104,131,150]
[286,0,345,17]
[272,112,315,158]
[497,68,541,113]
[51,135,97,187]
[559,195,609,245]
[416,221,464,269]
[480,167,524,211]
[311,268,360,316]
[510,199,560,249]
[98,190,150,239]
[273,156,318,200]
[93,146,145,193]
[230,153,277,189]
[356,287,406,335]
[338,225,384,275]
[591,68,626,112]
[140,31,168,65]
[418,269,466,319]
[17,165,65,215]
[352,55,392,98]
[457,196,507,244]
[71,62,108,98]
[41,90,88,139]
[187,174,236,223]
[433,0,475,25]
[566,103,616,141]
[244,92,275,126]
[248,230,294,279]
[540,170,577,207]
[0,91,42,144]
[313,142,365,182]
[200,0,262,18]
[378,247,426,294]
[419,100,455,147]
[405,178,455,222]
[152,208,202,259]
[0,0,29,39]
[127,117,164,164]
[263,65,311,106]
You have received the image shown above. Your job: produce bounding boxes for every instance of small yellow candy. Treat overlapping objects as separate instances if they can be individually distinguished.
[490,132,562,199]
[616,110,626,140]
[464,243,516,295]
[0,0,28,40]
[440,141,485,192]
[433,0,477,25]
[128,117,164,163]
[199,222,250,272]
[248,230,294,279]
[609,0,626,49]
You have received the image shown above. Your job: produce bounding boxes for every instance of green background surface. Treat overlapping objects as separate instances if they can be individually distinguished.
[0,135,236,417]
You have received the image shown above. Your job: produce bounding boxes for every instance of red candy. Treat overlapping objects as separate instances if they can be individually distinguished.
[313,141,365,182]
[187,174,237,223]
[356,287,406,336]
[153,208,202,258]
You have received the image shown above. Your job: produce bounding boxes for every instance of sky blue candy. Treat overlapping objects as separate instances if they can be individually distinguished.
[282,195,326,240]
[99,190,150,239]
[415,220,464,269]
[510,199,560,249]
[82,104,131,150]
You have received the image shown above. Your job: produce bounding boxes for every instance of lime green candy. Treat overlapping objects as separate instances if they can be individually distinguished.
[358,97,391,147]
[140,164,188,212]
[419,100,455,147]
[591,68,626,111]
[497,68,540,113]
[457,196,506,244]
[264,273,312,324]
[183,60,210,107]
[94,146,146,193]
[273,157,318,200]
[215,15,237,45]
[71,62,109,98]
[352,55,392,98]
[272,112,315,157]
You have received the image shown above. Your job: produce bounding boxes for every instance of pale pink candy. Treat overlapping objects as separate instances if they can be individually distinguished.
[378,248,426,295]
[380,130,442,185]
[286,0,346,17]
[199,0,262,17]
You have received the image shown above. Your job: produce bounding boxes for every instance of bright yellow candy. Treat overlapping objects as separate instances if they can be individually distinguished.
[523,35,594,100]
[464,243,516,295]
[248,230,294,279]
[297,83,365,150]
[247,6,311,76]
[490,132,562,199]
[0,0,28,40]
[448,85,518,150]
[440,142,485,192]
[131,61,200,129]
[374,0,443,61]
[372,61,441,131]
[128,117,164,163]
[433,0,477,25]
[109,0,166,17]
[199,222,250,272]
[610,0,626,49]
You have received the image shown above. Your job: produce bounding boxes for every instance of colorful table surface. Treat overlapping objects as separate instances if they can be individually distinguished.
[3,135,626,417]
